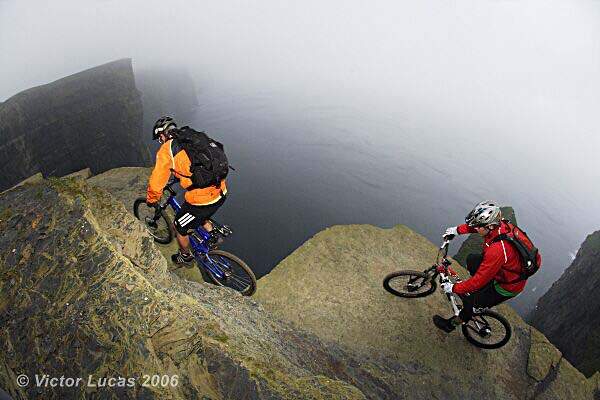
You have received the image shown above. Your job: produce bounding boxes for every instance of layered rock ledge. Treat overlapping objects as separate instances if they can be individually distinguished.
[0,169,597,399]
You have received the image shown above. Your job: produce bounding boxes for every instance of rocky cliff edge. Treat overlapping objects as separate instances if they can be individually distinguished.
[0,168,597,399]
[256,224,598,399]
[0,175,370,400]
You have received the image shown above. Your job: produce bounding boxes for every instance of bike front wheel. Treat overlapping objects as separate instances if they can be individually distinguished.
[383,270,436,298]
[461,309,512,349]
[133,197,173,244]
[201,250,257,296]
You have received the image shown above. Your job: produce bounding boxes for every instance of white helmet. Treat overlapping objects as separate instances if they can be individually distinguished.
[465,201,502,227]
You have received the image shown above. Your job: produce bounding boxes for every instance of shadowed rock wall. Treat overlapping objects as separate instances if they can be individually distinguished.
[531,230,600,378]
[0,59,151,191]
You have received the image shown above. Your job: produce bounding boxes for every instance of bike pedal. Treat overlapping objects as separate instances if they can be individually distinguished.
[218,225,232,236]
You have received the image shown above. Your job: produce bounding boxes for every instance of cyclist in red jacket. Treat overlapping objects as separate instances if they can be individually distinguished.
[433,201,541,333]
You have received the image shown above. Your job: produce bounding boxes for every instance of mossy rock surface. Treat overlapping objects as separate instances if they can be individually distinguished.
[89,167,204,283]
[256,222,595,399]
[527,328,562,382]
[3,167,593,399]
[0,175,373,399]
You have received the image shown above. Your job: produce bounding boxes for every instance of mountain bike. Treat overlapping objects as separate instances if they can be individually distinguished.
[382,239,511,349]
[133,179,256,296]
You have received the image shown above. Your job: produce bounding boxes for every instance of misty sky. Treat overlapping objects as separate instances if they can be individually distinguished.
[1,0,599,235]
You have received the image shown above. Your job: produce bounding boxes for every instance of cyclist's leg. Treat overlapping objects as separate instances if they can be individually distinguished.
[434,284,484,332]
[197,196,227,234]
[458,283,508,322]
[203,220,214,232]
[172,203,204,263]
[435,274,505,333]
[466,253,484,276]
[175,231,191,253]
[173,197,227,241]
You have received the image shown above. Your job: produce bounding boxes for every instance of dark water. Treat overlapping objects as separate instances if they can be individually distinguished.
[183,86,588,316]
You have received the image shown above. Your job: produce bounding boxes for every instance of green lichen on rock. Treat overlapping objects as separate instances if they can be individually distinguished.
[88,167,205,283]
[64,168,92,180]
[534,359,597,400]
[0,206,12,222]
[256,222,595,399]
[2,168,595,399]
[528,327,562,382]
[0,176,369,399]
[590,372,600,399]
[0,173,44,196]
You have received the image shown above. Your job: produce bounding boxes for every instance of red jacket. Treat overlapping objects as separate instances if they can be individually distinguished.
[452,221,540,295]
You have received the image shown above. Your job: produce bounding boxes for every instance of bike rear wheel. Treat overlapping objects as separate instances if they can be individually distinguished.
[383,270,436,298]
[461,309,512,349]
[201,250,257,296]
[133,197,173,244]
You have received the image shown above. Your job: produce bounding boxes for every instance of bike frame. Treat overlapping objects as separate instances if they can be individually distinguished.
[158,182,228,280]
[429,240,463,317]
[430,241,498,337]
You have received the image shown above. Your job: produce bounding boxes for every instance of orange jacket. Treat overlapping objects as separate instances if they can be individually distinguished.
[146,139,227,205]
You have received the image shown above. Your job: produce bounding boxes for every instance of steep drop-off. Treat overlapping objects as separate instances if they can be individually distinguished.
[531,230,600,378]
[1,168,597,399]
[0,176,374,400]
[0,59,151,191]
[256,224,597,399]
[135,66,199,146]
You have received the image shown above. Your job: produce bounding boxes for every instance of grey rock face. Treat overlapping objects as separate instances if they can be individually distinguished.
[0,59,152,191]
[1,168,595,399]
[256,223,596,399]
[531,230,600,377]
[0,176,369,400]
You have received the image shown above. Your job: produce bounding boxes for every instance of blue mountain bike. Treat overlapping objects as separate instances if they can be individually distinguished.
[133,180,256,296]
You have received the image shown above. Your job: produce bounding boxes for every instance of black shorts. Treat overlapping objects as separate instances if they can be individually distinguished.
[173,197,226,235]
[458,252,511,321]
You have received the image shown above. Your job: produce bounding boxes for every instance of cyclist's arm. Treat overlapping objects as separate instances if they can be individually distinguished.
[147,142,173,203]
[453,244,504,294]
[457,224,477,235]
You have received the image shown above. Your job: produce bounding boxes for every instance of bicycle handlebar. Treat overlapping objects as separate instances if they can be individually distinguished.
[437,239,450,261]
[163,179,178,196]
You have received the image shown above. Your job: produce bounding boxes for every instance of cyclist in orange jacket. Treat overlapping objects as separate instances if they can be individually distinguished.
[433,201,541,333]
[146,117,227,265]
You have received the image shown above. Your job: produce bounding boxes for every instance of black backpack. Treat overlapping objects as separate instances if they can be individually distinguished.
[172,126,229,189]
[491,220,540,283]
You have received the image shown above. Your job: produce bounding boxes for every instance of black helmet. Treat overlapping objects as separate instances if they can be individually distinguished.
[152,116,177,141]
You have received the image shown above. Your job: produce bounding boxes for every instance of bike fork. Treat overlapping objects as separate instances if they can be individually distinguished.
[449,294,461,317]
